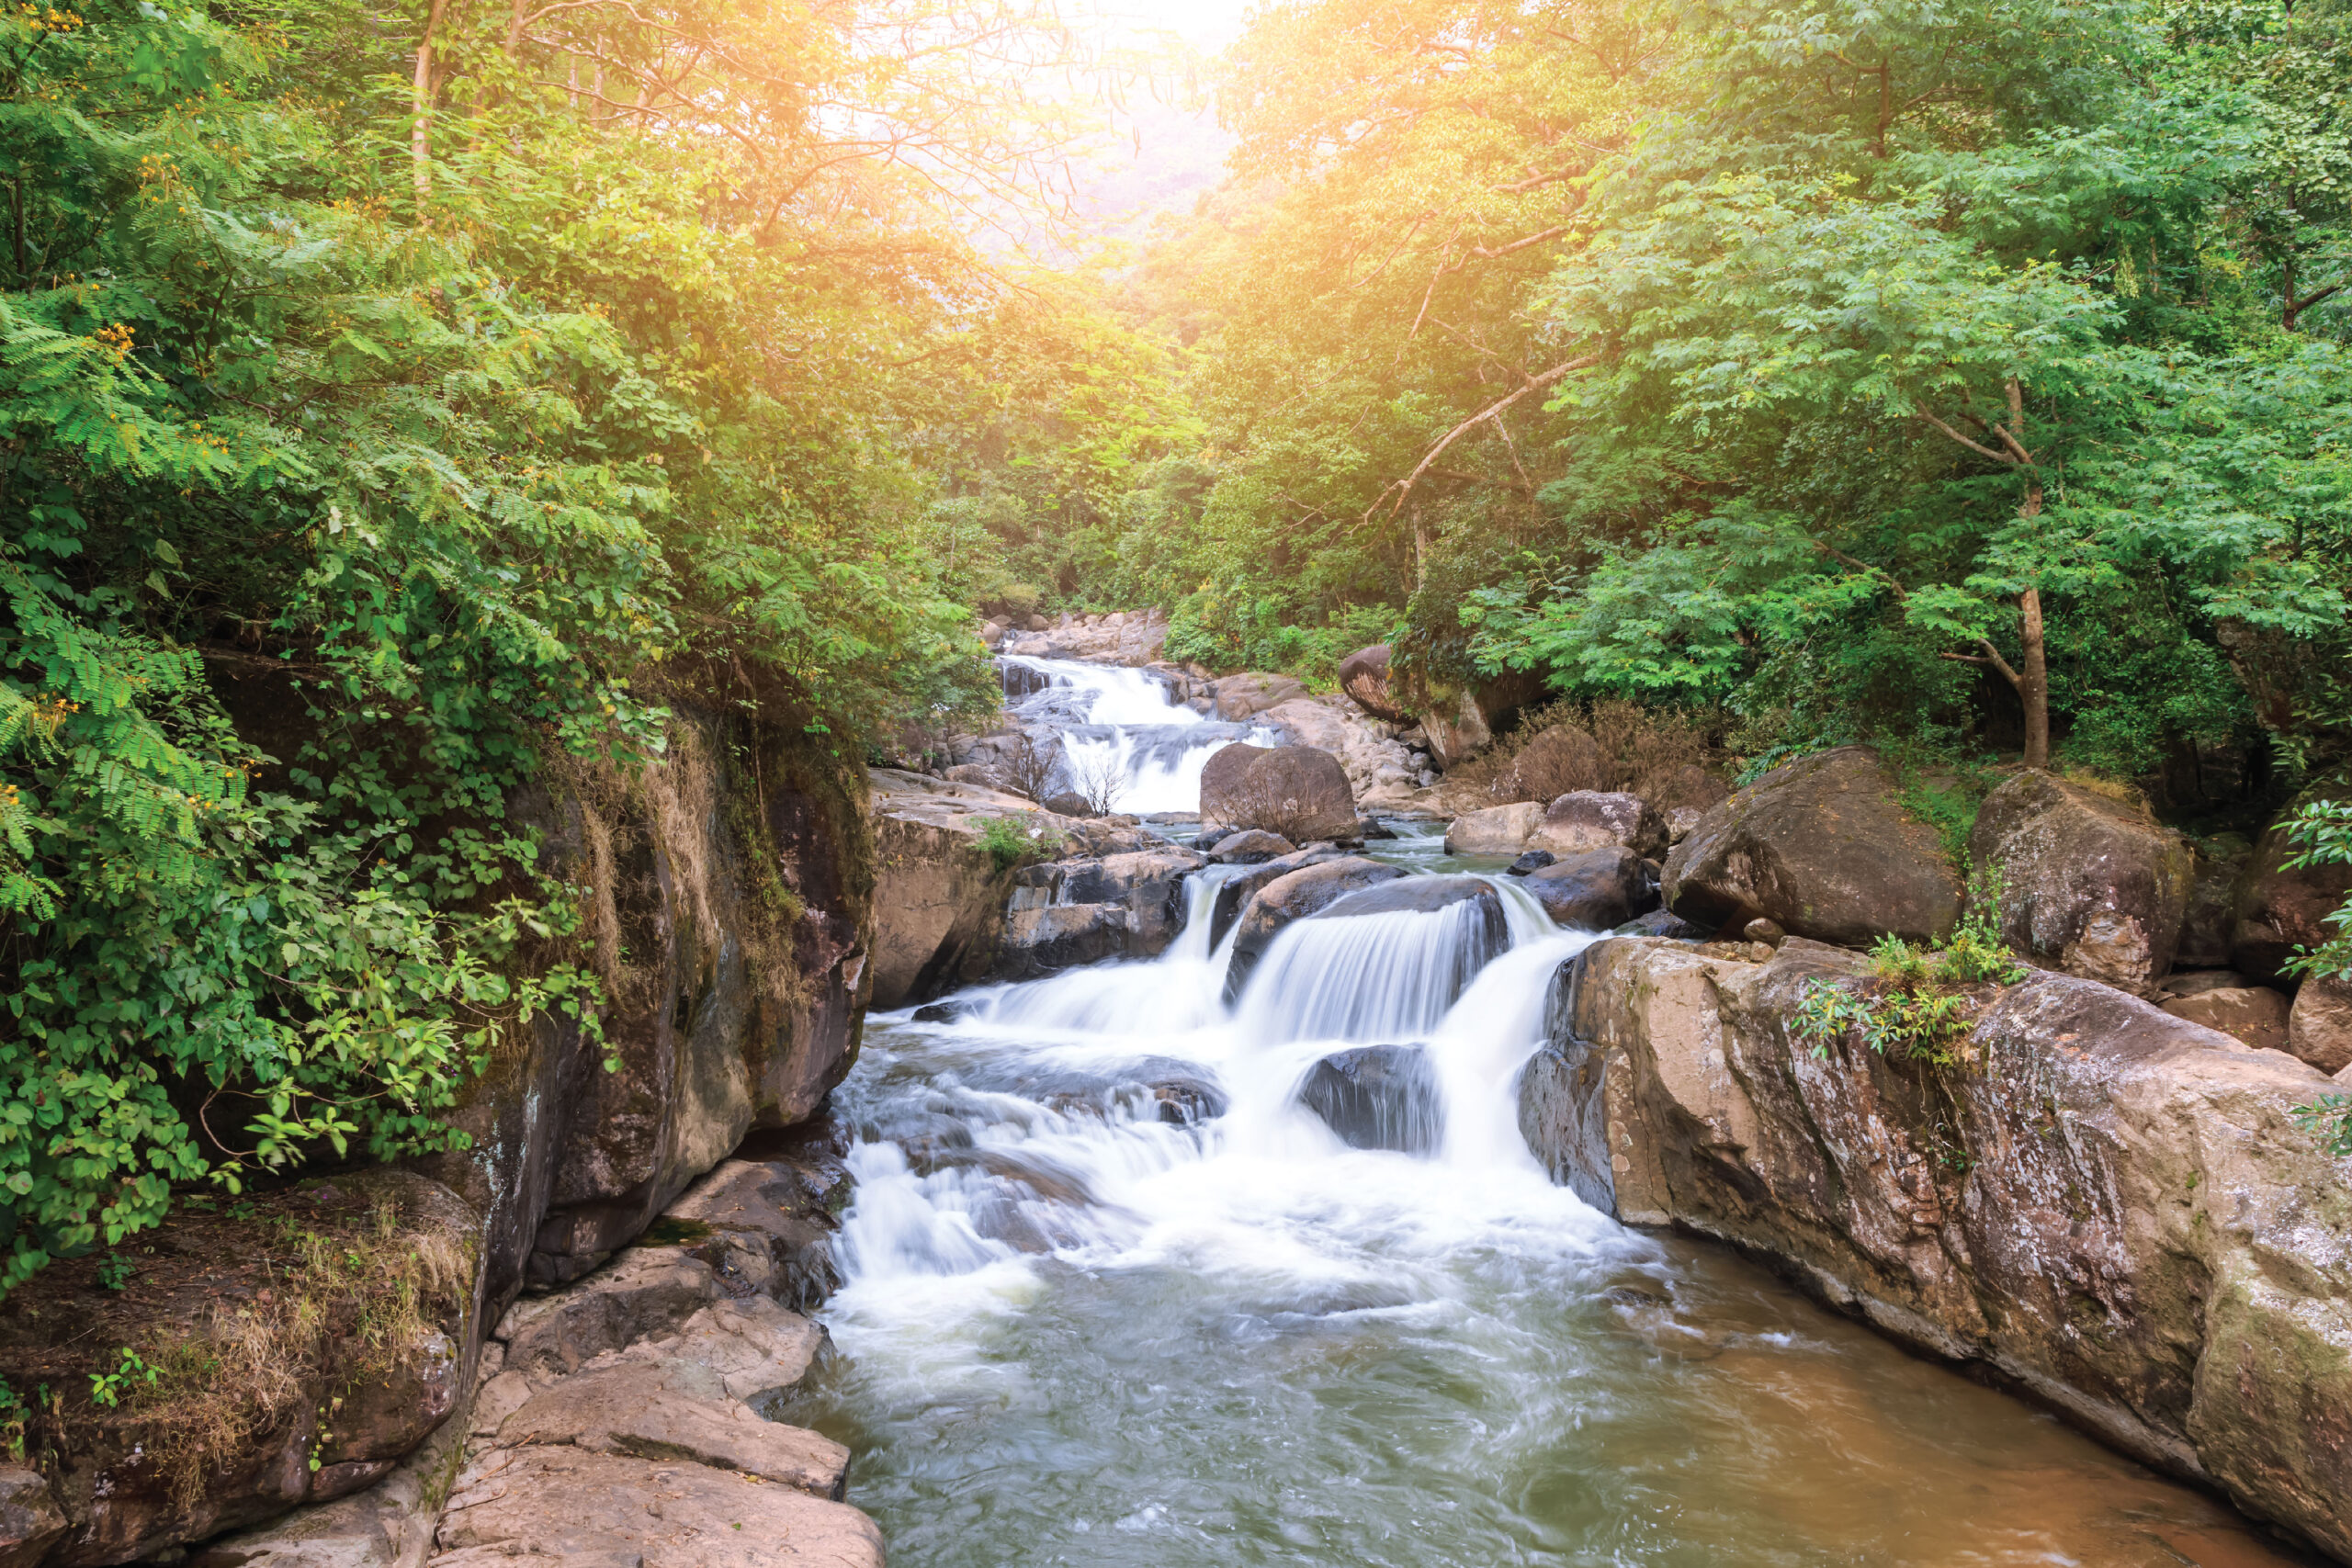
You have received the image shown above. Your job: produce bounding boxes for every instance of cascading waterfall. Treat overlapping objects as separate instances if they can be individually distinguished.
[1000,653,1271,813]
[800,821,2297,1565]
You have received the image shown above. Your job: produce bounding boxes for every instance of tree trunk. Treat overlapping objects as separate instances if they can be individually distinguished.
[2018,587,2049,769]
[411,0,450,216]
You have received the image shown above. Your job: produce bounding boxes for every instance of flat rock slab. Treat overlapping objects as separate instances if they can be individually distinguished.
[497,1362,848,1498]
[435,1449,881,1568]
[618,1299,829,1406]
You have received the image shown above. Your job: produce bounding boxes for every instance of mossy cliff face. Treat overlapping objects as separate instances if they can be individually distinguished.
[1522,936,2352,1561]
[421,699,876,1314]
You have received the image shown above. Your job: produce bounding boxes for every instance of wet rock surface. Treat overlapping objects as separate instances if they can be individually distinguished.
[1662,746,1962,947]
[1295,1045,1442,1155]
[1224,856,1411,1001]
[1527,935,2352,1562]
[1522,847,1659,931]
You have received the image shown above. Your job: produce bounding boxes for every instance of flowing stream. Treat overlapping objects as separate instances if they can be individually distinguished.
[792,669,2309,1568]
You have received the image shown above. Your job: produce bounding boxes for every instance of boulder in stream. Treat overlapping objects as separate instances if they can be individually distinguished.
[1524,847,1659,931]
[1202,744,1361,843]
[1533,791,1668,860]
[1224,856,1410,1002]
[1295,1044,1443,1155]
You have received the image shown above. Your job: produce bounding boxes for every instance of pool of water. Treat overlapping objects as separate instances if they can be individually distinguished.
[788,829,2312,1568]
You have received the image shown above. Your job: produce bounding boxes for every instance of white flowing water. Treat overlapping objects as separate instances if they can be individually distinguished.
[789,844,2305,1567]
[1001,654,1268,814]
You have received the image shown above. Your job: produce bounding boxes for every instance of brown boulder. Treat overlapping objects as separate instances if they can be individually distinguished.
[1522,848,1659,931]
[1201,745,1358,842]
[1534,937,2352,1559]
[1532,791,1668,859]
[1338,644,1408,722]
[1443,802,1544,855]
[496,1361,849,1498]
[1420,689,1493,768]
[2161,987,2291,1053]
[1210,829,1296,864]
[2288,975,2352,1075]
[1210,673,1307,721]
[1661,747,1962,947]
[1968,771,2194,987]
[0,1470,64,1568]
[2232,820,2352,985]
[1224,857,1409,1000]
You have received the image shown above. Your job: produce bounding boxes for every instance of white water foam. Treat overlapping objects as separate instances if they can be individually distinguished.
[1001,654,1272,814]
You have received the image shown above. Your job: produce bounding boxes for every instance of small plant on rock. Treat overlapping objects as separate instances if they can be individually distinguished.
[974,816,1063,874]
[1792,863,2027,1068]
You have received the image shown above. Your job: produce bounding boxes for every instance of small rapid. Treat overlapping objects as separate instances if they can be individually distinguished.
[786,829,2298,1566]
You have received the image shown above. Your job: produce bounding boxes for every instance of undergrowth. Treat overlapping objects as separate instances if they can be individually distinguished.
[98,1190,472,1510]
[1792,866,2028,1068]
[975,815,1065,873]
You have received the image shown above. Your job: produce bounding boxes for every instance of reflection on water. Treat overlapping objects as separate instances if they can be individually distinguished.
[790,829,2312,1568]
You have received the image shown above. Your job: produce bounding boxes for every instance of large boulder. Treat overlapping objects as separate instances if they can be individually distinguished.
[1294,1045,1443,1155]
[2161,987,2291,1053]
[1224,857,1409,1001]
[992,844,1206,980]
[1968,771,2194,987]
[1661,746,1962,946]
[0,1172,480,1567]
[1535,936,2352,1559]
[1210,829,1297,864]
[1210,672,1308,720]
[1532,791,1668,860]
[1338,643,1408,722]
[2288,975,2352,1075]
[1420,688,1493,768]
[1524,847,1658,930]
[1444,802,1544,855]
[1200,741,1268,810]
[867,769,1055,1008]
[1200,744,1359,842]
[2232,819,2352,985]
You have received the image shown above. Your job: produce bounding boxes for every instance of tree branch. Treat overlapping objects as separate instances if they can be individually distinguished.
[1366,354,1600,523]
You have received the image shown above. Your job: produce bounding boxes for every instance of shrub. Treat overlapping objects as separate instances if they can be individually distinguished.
[974,816,1064,873]
[1792,873,2026,1068]
[1450,698,1724,805]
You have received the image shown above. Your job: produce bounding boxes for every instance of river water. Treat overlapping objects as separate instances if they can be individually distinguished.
[786,662,2309,1568]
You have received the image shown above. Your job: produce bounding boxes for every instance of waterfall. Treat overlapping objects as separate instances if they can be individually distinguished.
[807,836,2272,1568]
[999,654,1272,814]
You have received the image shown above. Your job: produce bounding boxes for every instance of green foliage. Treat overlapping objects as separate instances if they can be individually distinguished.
[95,1251,132,1292]
[974,815,1065,874]
[2281,798,2352,980]
[2295,1093,2352,1158]
[1073,0,2352,791]
[88,1347,156,1410]
[0,0,1101,1295]
[1792,876,2028,1066]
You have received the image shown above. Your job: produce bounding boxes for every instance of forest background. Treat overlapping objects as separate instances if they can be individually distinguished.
[2,0,2349,1288]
